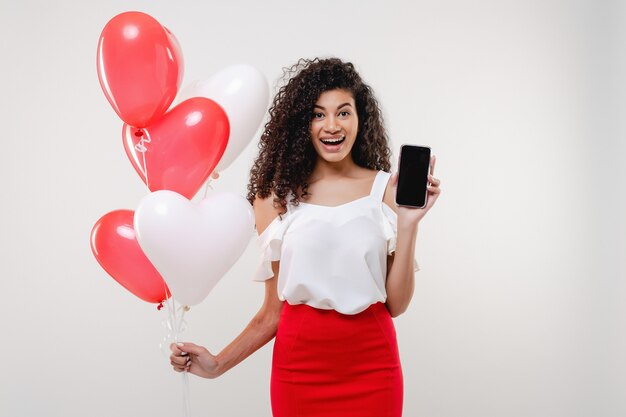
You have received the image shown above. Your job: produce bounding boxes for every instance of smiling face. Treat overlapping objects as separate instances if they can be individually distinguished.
[309,89,359,165]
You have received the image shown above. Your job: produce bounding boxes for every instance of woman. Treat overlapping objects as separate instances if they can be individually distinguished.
[170,58,441,416]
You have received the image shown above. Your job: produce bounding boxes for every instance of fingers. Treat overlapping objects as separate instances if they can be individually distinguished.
[170,342,191,372]
[427,174,441,201]
[170,352,189,365]
[429,155,436,176]
[172,363,191,373]
[427,185,441,195]
[170,343,189,357]
[428,174,441,188]
[170,342,209,374]
[171,356,191,372]
[176,342,206,356]
[390,172,398,186]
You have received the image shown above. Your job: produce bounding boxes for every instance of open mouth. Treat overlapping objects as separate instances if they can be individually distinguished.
[320,136,345,146]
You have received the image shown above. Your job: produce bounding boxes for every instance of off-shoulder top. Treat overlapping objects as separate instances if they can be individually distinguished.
[254,170,419,315]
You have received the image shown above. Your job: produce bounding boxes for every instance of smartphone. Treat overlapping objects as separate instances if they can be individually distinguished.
[395,144,431,208]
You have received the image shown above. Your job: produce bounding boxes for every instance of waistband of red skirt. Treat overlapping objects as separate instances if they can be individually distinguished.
[280,301,390,321]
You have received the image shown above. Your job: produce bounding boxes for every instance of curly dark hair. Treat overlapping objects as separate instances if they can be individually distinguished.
[246,57,392,213]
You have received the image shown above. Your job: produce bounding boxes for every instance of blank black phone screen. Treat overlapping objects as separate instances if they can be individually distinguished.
[396,145,430,207]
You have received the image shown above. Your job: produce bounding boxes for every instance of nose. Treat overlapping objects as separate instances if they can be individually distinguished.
[324,117,341,133]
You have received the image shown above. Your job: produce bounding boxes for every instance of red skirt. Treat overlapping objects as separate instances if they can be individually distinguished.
[271,302,403,417]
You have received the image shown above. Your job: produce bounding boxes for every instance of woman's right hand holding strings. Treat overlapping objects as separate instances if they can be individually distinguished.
[170,342,219,379]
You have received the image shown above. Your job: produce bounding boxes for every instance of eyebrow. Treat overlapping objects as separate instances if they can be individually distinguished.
[313,102,353,110]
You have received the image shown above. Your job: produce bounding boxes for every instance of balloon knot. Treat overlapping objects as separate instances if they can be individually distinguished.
[157,302,164,311]
[134,129,144,138]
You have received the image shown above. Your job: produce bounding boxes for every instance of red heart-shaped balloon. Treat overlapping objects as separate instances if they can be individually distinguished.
[123,97,229,199]
[90,210,169,304]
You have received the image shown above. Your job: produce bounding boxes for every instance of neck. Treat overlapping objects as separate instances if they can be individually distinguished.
[310,154,359,180]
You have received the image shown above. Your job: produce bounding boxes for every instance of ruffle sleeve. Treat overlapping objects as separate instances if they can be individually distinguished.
[253,216,288,282]
[381,203,421,272]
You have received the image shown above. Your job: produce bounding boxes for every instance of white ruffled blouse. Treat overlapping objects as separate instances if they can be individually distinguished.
[254,170,419,315]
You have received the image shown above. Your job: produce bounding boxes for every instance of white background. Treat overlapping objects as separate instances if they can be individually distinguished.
[1,0,624,416]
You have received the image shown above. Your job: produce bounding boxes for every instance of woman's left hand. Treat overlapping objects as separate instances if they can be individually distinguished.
[391,155,441,226]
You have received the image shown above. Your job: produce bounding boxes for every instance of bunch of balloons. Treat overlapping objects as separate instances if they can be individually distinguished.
[90,11,267,307]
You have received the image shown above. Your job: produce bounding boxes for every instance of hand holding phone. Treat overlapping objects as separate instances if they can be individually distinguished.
[395,145,431,208]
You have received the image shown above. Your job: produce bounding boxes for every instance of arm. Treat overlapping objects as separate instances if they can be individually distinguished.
[170,196,283,378]
[383,156,441,317]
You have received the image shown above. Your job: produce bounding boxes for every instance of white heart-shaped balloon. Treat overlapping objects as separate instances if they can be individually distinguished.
[134,190,255,306]
[177,64,269,172]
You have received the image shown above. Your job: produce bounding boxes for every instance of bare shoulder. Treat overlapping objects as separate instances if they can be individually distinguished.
[382,171,398,214]
[252,193,283,234]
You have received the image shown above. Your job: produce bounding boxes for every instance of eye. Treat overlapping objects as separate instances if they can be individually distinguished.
[312,112,324,119]
[339,111,350,117]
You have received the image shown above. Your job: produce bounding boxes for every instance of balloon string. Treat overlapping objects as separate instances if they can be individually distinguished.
[203,177,214,199]
[134,130,152,192]
[175,302,191,417]
[160,298,188,349]
[159,298,191,417]
[182,372,191,417]
[178,305,191,417]
[142,151,150,193]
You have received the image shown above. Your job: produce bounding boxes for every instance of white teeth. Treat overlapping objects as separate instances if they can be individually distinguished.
[321,136,344,144]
